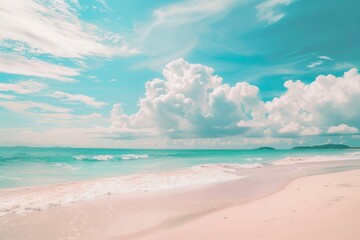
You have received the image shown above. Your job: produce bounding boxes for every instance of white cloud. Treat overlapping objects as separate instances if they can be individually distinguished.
[49,91,107,108]
[307,60,323,68]
[0,100,71,113]
[111,58,265,138]
[136,0,236,69]
[110,59,360,140]
[0,79,106,108]
[327,124,359,134]
[300,127,321,136]
[319,55,333,61]
[307,56,333,69]
[142,0,235,37]
[0,80,47,94]
[278,121,300,134]
[0,0,136,58]
[0,53,79,81]
[256,0,294,25]
[265,68,360,136]
[0,93,15,100]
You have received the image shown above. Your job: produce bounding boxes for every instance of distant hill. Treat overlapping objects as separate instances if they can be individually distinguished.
[292,144,350,150]
[255,147,275,150]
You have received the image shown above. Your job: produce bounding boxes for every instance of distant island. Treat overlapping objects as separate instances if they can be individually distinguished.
[292,144,351,150]
[255,147,275,150]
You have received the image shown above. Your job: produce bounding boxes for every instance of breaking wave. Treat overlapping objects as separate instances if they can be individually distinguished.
[0,163,249,217]
[120,154,149,160]
[73,155,114,161]
[73,154,149,161]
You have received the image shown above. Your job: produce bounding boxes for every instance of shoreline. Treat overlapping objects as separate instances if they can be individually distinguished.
[0,161,360,239]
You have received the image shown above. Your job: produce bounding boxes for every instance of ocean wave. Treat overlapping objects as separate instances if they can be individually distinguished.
[53,163,76,171]
[73,155,114,161]
[272,151,360,165]
[120,154,149,160]
[0,163,246,217]
[73,154,149,161]
[245,157,263,162]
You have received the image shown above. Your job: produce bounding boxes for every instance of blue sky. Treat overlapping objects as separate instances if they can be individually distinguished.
[0,0,359,148]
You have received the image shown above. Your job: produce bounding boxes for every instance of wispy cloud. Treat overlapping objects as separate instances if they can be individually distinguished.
[256,0,294,25]
[142,0,235,37]
[0,0,136,58]
[49,91,107,108]
[0,93,15,100]
[0,53,79,81]
[0,80,106,108]
[0,100,71,113]
[306,55,333,69]
[96,0,111,12]
[307,60,323,68]
[136,0,237,69]
[0,80,47,94]
[319,55,333,61]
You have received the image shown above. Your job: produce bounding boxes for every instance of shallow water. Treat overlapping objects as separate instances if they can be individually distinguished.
[1,147,359,189]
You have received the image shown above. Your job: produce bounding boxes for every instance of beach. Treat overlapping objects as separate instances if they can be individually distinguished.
[1,158,360,240]
[143,169,360,240]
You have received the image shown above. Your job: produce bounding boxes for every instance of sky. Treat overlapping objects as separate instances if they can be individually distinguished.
[0,0,359,149]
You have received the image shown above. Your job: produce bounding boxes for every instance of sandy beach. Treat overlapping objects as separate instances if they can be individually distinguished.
[1,165,359,240]
[143,169,360,240]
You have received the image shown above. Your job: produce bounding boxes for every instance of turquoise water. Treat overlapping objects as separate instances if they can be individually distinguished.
[0,147,356,189]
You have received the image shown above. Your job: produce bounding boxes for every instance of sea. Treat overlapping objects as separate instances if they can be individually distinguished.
[1,146,360,189]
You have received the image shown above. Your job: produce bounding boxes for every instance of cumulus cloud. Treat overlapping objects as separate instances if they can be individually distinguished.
[327,124,359,134]
[256,0,294,25]
[0,80,47,94]
[111,58,265,138]
[110,59,360,140]
[49,91,106,108]
[264,68,360,136]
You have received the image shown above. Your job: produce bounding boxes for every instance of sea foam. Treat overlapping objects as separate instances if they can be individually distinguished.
[120,154,149,160]
[73,155,114,161]
[73,154,149,161]
[0,163,248,217]
[272,151,360,165]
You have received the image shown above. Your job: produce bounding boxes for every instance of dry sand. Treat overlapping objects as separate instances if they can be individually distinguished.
[142,169,360,240]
